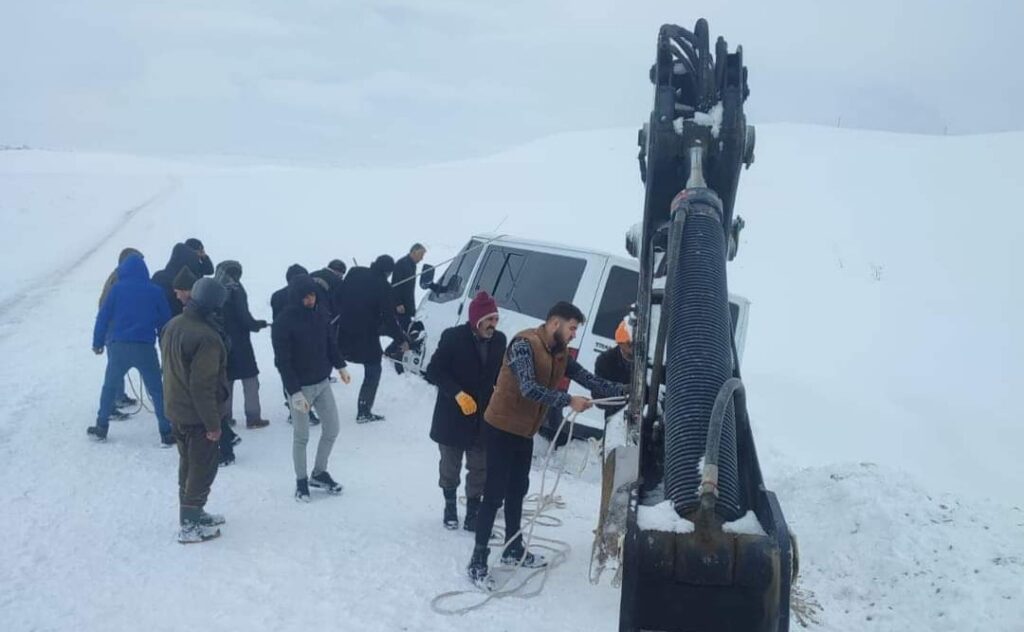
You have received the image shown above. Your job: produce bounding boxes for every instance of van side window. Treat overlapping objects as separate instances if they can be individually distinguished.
[593,266,639,339]
[470,246,586,320]
[429,240,483,304]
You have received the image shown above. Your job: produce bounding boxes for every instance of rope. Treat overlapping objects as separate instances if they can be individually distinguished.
[123,370,155,415]
[430,396,626,615]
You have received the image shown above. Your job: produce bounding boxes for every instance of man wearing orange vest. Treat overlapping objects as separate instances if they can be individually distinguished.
[467,301,627,586]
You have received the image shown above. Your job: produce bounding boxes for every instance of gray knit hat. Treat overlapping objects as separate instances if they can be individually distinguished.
[191,277,227,312]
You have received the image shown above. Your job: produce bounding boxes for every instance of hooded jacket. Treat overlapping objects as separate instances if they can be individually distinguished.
[336,257,405,364]
[271,274,346,394]
[271,264,309,320]
[93,255,171,349]
[151,243,214,315]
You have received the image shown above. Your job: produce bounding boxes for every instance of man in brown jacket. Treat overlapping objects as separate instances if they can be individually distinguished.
[160,277,230,544]
[467,301,627,586]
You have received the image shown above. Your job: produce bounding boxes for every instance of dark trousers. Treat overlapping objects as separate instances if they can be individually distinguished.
[474,424,533,549]
[96,341,171,436]
[439,438,487,499]
[175,424,219,510]
[356,360,383,415]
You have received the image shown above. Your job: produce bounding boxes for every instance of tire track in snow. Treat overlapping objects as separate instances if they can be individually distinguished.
[0,177,181,329]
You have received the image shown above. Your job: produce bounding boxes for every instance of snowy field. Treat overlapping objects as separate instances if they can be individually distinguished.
[0,124,1022,631]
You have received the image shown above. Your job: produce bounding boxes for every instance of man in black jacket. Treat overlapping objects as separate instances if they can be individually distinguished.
[215,260,270,429]
[593,319,634,419]
[337,255,407,423]
[270,264,308,320]
[425,291,506,531]
[386,244,426,372]
[272,274,352,502]
[310,259,347,318]
[152,239,215,316]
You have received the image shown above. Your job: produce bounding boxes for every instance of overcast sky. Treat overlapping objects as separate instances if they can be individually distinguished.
[2,0,1021,165]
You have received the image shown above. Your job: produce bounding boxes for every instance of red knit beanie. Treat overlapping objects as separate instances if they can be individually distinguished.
[468,291,499,328]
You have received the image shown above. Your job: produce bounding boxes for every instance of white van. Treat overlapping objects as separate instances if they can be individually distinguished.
[407,234,750,438]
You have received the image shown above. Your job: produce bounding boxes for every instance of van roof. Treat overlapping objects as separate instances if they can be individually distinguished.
[471,233,637,269]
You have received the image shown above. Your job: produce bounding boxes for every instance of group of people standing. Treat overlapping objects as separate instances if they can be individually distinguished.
[88,237,636,589]
[89,239,429,543]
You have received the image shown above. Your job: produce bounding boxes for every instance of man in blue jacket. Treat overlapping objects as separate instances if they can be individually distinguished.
[88,254,174,445]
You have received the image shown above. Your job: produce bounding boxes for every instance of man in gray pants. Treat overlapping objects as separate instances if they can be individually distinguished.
[271,275,351,502]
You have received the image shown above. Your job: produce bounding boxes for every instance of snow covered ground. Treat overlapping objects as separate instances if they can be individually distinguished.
[0,124,1022,631]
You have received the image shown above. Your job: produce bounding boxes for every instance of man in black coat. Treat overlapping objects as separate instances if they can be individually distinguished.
[310,259,347,318]
[426,291,506,531]
[272,274,352,501]
[271,264,308,321]
[215,260,270,429]
[152,239,215,316]
[337,255,407,423]
[386,244,426,372]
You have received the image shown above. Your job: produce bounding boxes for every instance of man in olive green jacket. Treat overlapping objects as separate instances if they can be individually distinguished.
[160,278,230,544]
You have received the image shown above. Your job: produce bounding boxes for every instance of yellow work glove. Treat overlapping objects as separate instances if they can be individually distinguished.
[455,391,478,416]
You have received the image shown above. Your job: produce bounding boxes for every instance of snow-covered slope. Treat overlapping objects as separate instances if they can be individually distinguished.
[0,125,1021,631]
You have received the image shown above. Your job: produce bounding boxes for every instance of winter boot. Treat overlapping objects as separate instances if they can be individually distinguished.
[160,433,176,448]
[464,497,482,532]
[309,408,321,426]
[178,507,221,544]
[309,470,343,494]
[295,478,311,503]
[467,545,491,588]
[443,489,459,530]
[86,425,108,441]
[501,541,548,569]
[109,410,131,421]
[246,418,270,429]
[199,510,226,526]
[116,395,138,408]
[218,453,236,467]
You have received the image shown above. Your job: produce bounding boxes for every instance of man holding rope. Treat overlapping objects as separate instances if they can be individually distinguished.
[467,301,627,586]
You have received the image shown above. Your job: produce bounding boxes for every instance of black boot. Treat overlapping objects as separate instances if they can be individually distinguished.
[464,497,481,532]
[178,506,221,544]
[443,489,459,530]
[467,545,490,587]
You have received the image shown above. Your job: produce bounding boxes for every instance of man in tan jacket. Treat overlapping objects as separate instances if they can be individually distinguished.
[160,278,230,544]
[467,301,626,586]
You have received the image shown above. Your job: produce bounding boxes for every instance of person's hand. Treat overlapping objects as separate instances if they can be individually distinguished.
[396,305,406,315]
[255,320,269,331]
[206,429,222,442]
[290,392,310,414]
[455,391,478,416]
[400,341,410,353]
[569,396,593,413]
[93,347,104,356]
[338,368,351,385]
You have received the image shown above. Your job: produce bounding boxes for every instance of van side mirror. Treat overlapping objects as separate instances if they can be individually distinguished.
[419,264,436,290]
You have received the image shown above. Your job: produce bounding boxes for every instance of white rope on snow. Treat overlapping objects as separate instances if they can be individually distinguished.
[430,396,627,615]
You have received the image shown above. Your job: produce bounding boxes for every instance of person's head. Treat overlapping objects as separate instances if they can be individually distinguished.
[410,243,427,264]
[116,254,150,281]
[371,255,396,278]
[468,291,499,339]
[216,260,242,283]
[189,277,228,315]
[544,302,586,350]
[173,266,198,305]
[615,319,634,362]
[287,274,319,309]
[327,259,347,278]
[184,238,205,257]
[285,263,308,283]
[118,247,143,264]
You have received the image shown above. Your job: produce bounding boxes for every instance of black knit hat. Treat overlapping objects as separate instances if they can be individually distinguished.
[327,259,347,275]
[285,264,308,282]
[184,238,204,251]
[173,266,198,291]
